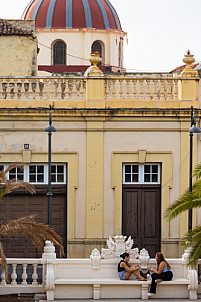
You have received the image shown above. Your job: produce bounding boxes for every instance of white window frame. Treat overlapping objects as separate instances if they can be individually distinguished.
[1,163,67,185]
[122,163,161,184]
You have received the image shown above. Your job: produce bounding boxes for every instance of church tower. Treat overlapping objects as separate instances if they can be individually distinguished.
[22,0,125,74]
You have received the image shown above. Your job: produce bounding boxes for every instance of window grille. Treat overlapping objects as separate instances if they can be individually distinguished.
[53,41,66,65]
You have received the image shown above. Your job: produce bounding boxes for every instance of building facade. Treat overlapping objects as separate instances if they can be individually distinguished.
[0,0,201,260]
[0,52,200,258]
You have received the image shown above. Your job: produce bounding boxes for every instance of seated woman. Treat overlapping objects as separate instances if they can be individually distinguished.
[147,252,173,296]
[118,252,147,281]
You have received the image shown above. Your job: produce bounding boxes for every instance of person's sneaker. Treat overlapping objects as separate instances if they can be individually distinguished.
[147,293,155,296]
[155,279,163,283]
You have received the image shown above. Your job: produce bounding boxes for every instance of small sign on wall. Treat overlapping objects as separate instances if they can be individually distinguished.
[24,144,29,150]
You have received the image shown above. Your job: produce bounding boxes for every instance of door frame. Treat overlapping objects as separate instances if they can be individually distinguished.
[112,151,172,242]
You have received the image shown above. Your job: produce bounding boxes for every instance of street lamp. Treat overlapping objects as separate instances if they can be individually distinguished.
[45,105,56,226]
[188,106,200,230]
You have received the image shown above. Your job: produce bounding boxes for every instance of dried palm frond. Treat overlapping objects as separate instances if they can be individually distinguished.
[0,163,35,199]
[4,162,24,175]
[0,241,8,280]
[0,215,64,256]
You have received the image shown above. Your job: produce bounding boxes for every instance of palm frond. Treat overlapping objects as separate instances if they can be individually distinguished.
[0,241,8,279]
[181,226,201,246]
[164,196,201,220]
[180,226,201,266]
[0,215,64,256]
[4,163,24,175]
[193,162,201,179]
[0,163,35,198]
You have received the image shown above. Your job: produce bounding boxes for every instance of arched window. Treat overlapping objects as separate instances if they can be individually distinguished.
[53,41,66,65]
[91,41,105,64]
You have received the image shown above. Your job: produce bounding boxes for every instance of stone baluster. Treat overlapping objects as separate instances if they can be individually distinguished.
[57,78,62,99]
[49,78,55,99]
[47,79,51,100]
[32,80,37,99]
[119,79,123,100]
[167,80,172,100]
[32,264,38,286]
[17,80,22,100]
[160,80,165,100]
[13,79,18,99]
[174,79,179,100]
[139,79,144,101]
[105,80,110,100]
[64,79,70,99]
[3,80,8,99]
[72,79,77,99]
[153,79,158,101]
[126,79,130,99]
[1,269,6,285]
[43,79,47,100]
[146,79,151,100]
[24,80,30,99]
[22,264,28,286]
[0,78,4,99]
[112,80,116,99]
[11,264,17,286]
[79,79,85,99]
[9,80,15,99]
[28,79,33,99]
[61,79,66,99]
[20,79,25,99]
[132,79,137,100]
[35,78,40,100]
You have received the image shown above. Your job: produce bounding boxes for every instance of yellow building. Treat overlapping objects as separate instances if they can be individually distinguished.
[0,0,201,260]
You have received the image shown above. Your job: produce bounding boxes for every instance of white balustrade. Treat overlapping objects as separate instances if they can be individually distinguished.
[0,259,43,291]
[0,77,86,101]
[104,77,180,101]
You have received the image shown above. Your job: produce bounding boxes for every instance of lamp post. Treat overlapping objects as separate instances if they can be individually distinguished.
[188,106,200,230]
[45,105,56,226]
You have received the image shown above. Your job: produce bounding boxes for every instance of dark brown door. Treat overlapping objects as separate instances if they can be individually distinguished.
[122,185,161,257]
[0,185,67,258]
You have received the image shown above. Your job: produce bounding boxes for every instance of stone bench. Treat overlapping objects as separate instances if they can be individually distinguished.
[53,277,193,300]
[41,239,199,301]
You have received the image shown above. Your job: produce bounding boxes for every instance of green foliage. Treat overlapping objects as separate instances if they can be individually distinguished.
[165,163,201,266]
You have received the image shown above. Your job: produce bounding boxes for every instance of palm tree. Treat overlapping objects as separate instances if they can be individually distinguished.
[165,162,201,266]
[0,163,64,278]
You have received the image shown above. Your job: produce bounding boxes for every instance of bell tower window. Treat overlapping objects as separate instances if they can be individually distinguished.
[53,41,66,65]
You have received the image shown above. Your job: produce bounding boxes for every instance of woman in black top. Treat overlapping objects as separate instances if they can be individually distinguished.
[118,252,146,281]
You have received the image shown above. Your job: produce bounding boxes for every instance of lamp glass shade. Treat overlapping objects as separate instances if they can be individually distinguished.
[189,126,201,133]
[45,125,56,132]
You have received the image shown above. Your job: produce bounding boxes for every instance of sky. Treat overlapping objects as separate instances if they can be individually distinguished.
[1,0,201,72]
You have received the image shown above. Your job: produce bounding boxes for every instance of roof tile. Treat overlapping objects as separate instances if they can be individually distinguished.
[0,19,34,37]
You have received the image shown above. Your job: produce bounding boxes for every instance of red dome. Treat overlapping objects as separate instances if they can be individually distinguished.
[23,0,122,30]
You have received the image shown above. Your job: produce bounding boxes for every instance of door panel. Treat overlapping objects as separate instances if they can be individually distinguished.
[122,185,161,257]
[0,185,67,258]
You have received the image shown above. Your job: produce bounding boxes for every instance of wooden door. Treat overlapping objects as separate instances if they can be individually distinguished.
[0,185,67,258]
[122,185,161,257]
